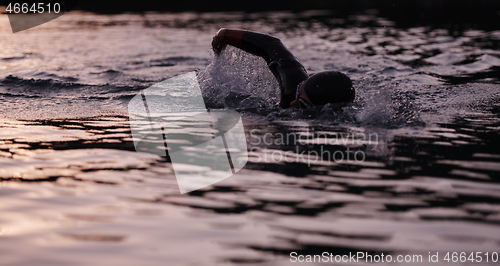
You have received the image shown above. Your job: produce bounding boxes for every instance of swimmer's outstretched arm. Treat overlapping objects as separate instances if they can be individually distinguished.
[211,28,296,64]
[211,28,309,108]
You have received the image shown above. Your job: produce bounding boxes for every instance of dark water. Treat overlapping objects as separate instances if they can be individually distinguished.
[1,10,500,266]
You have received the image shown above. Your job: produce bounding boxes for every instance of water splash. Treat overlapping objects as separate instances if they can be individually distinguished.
[198,47,280,110]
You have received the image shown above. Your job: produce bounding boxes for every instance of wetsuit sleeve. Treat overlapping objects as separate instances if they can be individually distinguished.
[213,28,309,108]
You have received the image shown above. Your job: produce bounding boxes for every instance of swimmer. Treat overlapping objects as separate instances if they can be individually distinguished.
[212,28,355,108]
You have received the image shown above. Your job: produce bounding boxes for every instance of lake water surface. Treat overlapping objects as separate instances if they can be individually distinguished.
[1,10,500,265]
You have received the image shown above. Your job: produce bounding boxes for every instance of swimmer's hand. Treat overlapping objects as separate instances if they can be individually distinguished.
[212,29,227,55]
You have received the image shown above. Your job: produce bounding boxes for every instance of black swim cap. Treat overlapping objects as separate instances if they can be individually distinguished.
[303,71,354,105]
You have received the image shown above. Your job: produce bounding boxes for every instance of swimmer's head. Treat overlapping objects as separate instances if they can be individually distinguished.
[300,71,354,106]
